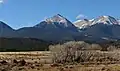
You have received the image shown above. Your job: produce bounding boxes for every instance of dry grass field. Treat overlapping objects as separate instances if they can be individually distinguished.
[0,51,53,64]
[0,51,120,71]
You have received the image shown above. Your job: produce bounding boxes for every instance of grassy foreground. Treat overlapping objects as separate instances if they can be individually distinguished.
[0,51,120,71]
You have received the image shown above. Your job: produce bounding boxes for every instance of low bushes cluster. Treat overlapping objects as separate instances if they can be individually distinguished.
[49,41,120,63]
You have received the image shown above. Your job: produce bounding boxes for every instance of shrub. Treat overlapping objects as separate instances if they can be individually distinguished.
[87,44,102,50]
[49,41,91,63]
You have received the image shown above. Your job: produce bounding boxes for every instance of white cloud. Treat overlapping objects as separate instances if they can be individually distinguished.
[0,0,3,4]
[76,14,87,19]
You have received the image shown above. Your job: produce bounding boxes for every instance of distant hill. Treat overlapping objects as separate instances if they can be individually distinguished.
[0,38,49,51]
[0,21,18,37]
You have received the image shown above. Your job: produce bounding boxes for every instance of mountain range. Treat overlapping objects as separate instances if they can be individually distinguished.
[1,14,120,42]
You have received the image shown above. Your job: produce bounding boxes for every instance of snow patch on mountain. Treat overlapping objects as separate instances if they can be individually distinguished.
[74,19,94,29]
[46,14,67,23]
[92,16,119,25]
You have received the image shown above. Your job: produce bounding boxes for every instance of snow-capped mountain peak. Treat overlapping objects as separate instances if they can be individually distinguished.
[45,14,67,24]
[92,15,119,25]
[74,16,120,29]
[34,14,76,28]
[74,19,93,29]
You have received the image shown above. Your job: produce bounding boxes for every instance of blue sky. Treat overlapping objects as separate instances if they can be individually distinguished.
[0,0,120,29]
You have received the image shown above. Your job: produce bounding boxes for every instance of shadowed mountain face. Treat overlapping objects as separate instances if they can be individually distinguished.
[85,24,120,38]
